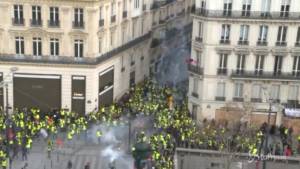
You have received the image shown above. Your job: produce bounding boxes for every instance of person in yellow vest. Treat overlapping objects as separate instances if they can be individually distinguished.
[47,139,53,159]
[96,130,102,144]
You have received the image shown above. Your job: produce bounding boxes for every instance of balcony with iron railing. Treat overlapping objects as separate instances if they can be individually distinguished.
[215,96,226,101]
[238,40,249,46]
[233,97,244,102]
[257,40,268,46]
[31,19,42,27]
[99,19,104,27]
[231,70,300,80]
[143,4,147,11]
[192,92,199,98]
[217,68,228,75]
[275,41,287,47]
[72,21,84,29]
[188,64,203,75]
[193,9,300,20]
[220,39,230,44]
[251,98,262,103]
[195,37,203,43]
[123,11,127,18]
[111,15,116,23]
[12,18,25,26]
[48,20,60,27]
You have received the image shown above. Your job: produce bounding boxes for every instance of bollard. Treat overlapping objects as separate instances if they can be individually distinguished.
[51,159,53,168]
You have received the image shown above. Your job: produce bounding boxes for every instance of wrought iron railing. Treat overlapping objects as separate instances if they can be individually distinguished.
[188,65,203,75]
[231,70,300,80]
[193,9,300,20]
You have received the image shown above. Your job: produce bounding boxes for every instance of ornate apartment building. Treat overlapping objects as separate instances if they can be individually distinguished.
[189,0,300,126]
[0,0,190,114]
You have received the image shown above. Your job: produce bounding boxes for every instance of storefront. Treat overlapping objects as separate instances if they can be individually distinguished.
[99,67,114,107]
[13,73,61,112]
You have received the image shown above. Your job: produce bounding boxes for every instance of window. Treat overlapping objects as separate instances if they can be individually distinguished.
[280,0,290,17]
[219,54,228,69]
[15,36,24,55]
[110,31,115,46]
[258,25,268,42]
[276,26,287,45]
[50,38,59,56]
[130,55,135,65]
[121,56,125,68]
[234,83,243,98]
[255,55,264,74]
[216,82,225,98]
[271,85,280,101]
[195,51,201,67]
[296,27,300,45]
[100,7,103,20]
[141,18,144,34]
[32,6,42,25]
[33,37,42,56]
[239,25,249,42]
[13,5,24,24]
[288,85,299,100]
[274,56,283,75]
[99,38,102,54]
[261,0,271,16]
[192,104,198,120]
[74,8,84,26]
[193,78,198,94]
[223,0,232,16]
[49,7,59,26]
[123,0,127,11]
[236,55,246,73]
[122,27,126,43]
[292,56,300,76]
[74,39,83,58]
[242,0,251,16]
[198,22,203,38]
[221,24,230,43]
[200,0,206,11]
[134,0,140,8]
[111,3,116,16]
[99,7,104,27]
[252,84,261,99]
[132,21,136,38]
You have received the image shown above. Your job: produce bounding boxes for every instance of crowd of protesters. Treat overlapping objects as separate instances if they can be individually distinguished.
[0,78,300,169]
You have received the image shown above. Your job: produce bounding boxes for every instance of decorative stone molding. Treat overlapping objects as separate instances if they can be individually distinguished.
[234,46,251,55]
[252,47,270,55]
[271,47,289,56]
[97,29,106,38]
[69,30,88,40]
[290,48,300,56]
[215,47,233,54]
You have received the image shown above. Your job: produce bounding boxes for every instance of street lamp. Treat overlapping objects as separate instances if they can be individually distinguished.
[260,86,280,169]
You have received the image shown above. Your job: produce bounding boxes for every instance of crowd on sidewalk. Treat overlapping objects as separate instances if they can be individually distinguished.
[0,79,300,169]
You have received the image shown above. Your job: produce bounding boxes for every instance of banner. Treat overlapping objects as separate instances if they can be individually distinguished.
[284,108,300,118]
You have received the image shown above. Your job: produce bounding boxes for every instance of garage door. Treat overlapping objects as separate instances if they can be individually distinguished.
[72,76,85,116]
[99,67,114,107]
[0,73,3,110]
[13,74,61,112]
